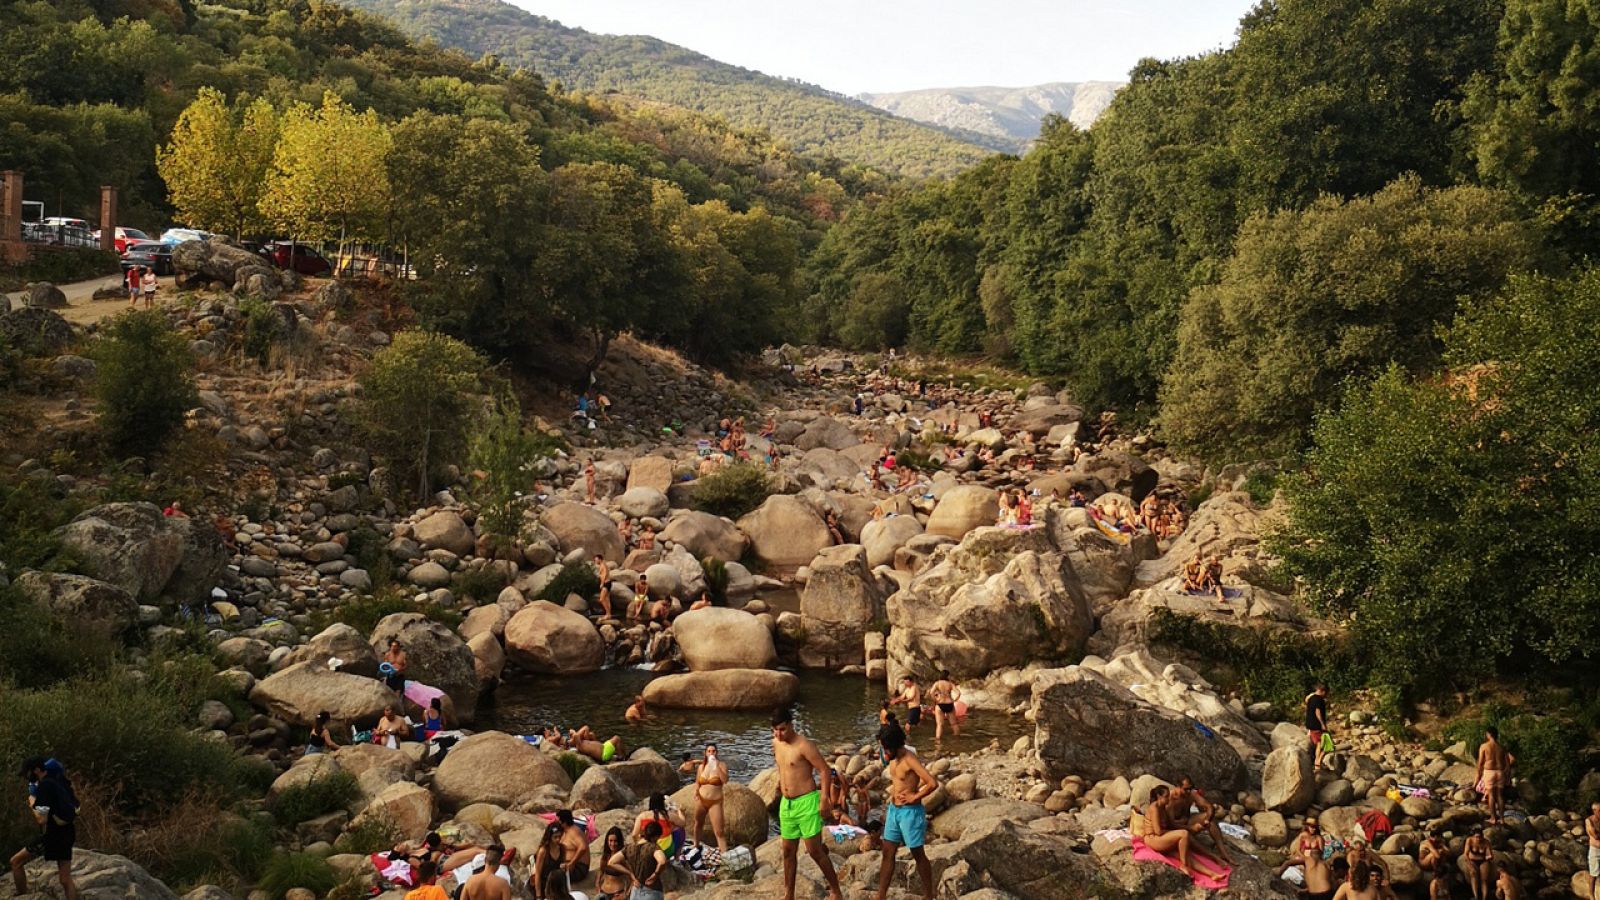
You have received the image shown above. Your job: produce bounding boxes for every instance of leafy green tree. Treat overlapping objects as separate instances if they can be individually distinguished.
[157,87,279,236]
[1273,268,1600,692]
[261,92,391,250]
[387,113,548,348]
[467,396,548,551]
[92,310,198,458]
[1467,0,1600,248]
[1161,177,1543,460]
[356,330,485,499]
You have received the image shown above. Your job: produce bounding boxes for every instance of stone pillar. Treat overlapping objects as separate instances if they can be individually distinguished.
[0,171,25,265]
[99,185,117,251]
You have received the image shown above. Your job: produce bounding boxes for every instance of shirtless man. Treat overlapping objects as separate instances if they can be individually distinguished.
[873,722,937,900]
[595,555,613,619]
[1464,826,1495,900]
[383,639,408,697]
[1172,776,1235,866]
[1476,726,1515,825]
[459,845,512,900]
[1495,868,1524,900]
[1586,802,1600,900]
[691,743,728,853]
[1419,828,1451,873]
[890,676,923,732]
[532,811,590,900]
[770,707,844,900]
[928,674,961,740]
[624,695,646,725]
[584,462,597,504]
[568,726,623,764]
[1141,785,1222,880]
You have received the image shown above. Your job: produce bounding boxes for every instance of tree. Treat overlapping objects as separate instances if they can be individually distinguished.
[1467,0,1600,250]
[467,396,548,551]
[157,87,279,237]
[1273,268,1600,693]
[387,113,548,348]
[92,310,197,457]
[260,92,391,253]
[356,331,485,500]
[1160,177,1543,461]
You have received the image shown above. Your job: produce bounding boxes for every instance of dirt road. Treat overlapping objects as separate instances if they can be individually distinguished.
[4,274,178,325]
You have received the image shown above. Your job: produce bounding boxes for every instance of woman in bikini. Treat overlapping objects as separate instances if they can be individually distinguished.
[1284,817,1333,900]
[1141,785,1221,880]
[594,827,628,900]
[691,744,728,853]
[1464,826,1495,900]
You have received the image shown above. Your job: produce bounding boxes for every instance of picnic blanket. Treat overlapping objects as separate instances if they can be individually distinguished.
[1131,836,1231,890]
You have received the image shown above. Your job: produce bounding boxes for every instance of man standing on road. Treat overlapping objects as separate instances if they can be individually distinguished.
[873,722,936,900]
[770,707,844,900]
[140,268,157,308]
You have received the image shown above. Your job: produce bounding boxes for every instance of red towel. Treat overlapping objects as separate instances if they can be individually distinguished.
[1131,836,1231,889]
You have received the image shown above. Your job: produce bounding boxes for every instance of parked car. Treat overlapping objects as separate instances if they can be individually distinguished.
[91,226,152,253]
[120,240,174,276]
[258,240,333,276]
[159,227,212,245]
[42,217,90,230]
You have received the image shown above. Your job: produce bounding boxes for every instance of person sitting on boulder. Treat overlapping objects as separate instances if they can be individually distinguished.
[627,580,649,623]
[374,704,410,749]
[569,726,623,764]
[1463,827,1494,900]
[825,511,846,545]
[383,639,408,695]
[306,711,338,754]
[638,526,656,552]
[647,594,672,623]
[1068,487,1088,508]
[1182,555,1207,594]
[1419,828,1450,873]
[688,590,712,612]
[1171,777,1235,867]
[1140,785,1223,881]
[1015,490,1033,527]
[760,417,776,439]
[617,518,633,548]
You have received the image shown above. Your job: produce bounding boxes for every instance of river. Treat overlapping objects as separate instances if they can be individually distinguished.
[477,667,1020,782]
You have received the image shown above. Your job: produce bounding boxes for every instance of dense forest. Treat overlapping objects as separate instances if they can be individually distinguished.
[0,0,882,367]
[807,0,1599,456]
[338,0,997,176]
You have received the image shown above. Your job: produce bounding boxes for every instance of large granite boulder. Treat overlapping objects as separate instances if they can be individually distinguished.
[1132,492,1275,588]
[626,456,675,494]
[669,782,768,848]
[642,669,798,711]
[615,487,669,520]
[1031,666,1248,791]
[503,601,605,674]
[284,623,381,678]
[606,748,680,800]
[369,612,480,721]
[352,781,435,842]
[924,486,999,540]
[541,502,624,561]
[886,520,1093,683]
[1077,648,1269,763]
[171,238,264,284]
[1261,746,1316,814]
[859,515,923,569]
[737,495,831,569]
[53,502,225,605]
[0,306,72,354]
[568,764,636,813]
[432,731,573,811]
[798,544,885,668]
[12,571,137,638]
[1077,451,1158,503]
[673,607,777,671]
[793,417,858,452]
[0,850,177,900]
[249,662,392,728]
[659,511,748,563]
[412,510,475,557]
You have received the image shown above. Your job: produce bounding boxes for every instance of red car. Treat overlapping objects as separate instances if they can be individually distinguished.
[257,241,333,276]
[91,226,152,253]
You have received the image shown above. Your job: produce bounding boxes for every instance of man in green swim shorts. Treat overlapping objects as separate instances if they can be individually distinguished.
[770,707,844,900]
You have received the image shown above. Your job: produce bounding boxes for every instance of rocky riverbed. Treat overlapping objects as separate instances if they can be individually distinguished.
[2,264,1597,900]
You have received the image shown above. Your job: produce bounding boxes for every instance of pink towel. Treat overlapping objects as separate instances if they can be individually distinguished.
[403,680,446,712]
[1131,836,1231,890]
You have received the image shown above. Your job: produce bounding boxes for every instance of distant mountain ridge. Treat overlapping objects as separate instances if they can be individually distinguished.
[339,0,996,177]
[859,82,1124,153]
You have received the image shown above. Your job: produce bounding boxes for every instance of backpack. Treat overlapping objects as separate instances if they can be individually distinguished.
[1357,808,1392,844]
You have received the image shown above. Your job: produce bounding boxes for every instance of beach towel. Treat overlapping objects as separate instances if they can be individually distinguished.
[403,680,447,712]
[1130,836,1231,890]
[1092,517,1132,544]
[826,825,866,844]
[369,853,415,887]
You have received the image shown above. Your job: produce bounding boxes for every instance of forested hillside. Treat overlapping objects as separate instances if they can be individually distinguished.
[0,0,874,369]
[339,0,995,177]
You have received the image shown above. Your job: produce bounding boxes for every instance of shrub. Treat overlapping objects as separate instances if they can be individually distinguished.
[271,770,360,826]
[356,330,485,499]
[257,852,337,900]
[1146,609,1369,714]
[535,563,597,605]
[119,806,274,891]
[316,590,461,636]
[700,557,728,603]
[0,247,117,293]
[333,814,399,855]
[454,564,508,604]
[92,309,198,457]
[692,461,773,519]
[0,475,85,571]
[0,585,119,688]
[468,396,550,546]
[1443,705,1588,803]
[239,297,287,365]
[555,751,591,783]
[1239,469,1279,506]
[345,525,393,591]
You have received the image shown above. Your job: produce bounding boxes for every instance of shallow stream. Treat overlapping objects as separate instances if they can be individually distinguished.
[477,667,1020,782]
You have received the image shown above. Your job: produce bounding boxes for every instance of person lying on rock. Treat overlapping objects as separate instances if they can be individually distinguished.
[569,725,623,764]
[1171,776,1235,867]
[1141,785,1224,881]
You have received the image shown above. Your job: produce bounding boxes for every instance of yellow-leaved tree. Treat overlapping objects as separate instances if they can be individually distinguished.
[156,87,279,237]
[260,92,391,263]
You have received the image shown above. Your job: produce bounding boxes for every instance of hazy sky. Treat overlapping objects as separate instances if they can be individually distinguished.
[505,0,1257,95]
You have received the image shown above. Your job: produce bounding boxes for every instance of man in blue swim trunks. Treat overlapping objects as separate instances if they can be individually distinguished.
[770,707,844,900]
[873,722,936,900]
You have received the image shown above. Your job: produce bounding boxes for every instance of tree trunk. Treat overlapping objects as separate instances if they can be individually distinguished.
[585,327,612,382]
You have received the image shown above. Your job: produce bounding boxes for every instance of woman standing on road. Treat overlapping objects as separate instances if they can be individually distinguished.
[140,268,157,308]
[126,266,142,306]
